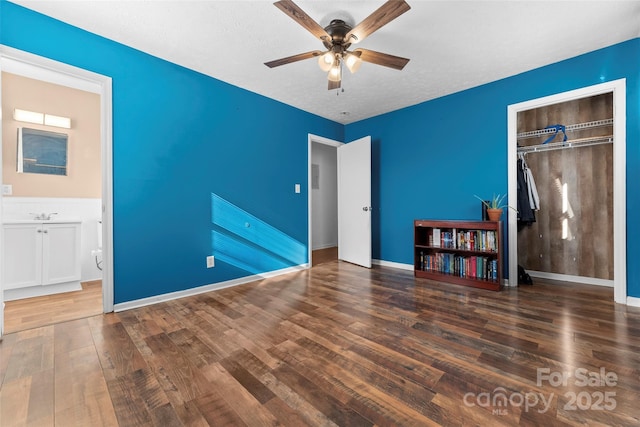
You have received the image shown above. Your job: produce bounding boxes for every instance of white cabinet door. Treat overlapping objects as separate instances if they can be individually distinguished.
[42,223,81,285]
[3,223,42,290]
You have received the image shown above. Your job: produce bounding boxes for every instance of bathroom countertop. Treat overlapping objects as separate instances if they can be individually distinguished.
[3,218,82,225]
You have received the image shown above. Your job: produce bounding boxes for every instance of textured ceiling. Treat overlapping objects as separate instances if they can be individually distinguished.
[10,1,640,124]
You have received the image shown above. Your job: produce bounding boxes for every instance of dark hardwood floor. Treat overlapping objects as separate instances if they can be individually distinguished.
[1,261,639,426]
[312,247,338,266]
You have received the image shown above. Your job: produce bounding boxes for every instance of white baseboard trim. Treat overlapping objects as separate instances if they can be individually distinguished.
[312,243,338,250]
[372,259,414,271]
[527,270,614,288]
[113,264,309,312]
[627,296,640,307]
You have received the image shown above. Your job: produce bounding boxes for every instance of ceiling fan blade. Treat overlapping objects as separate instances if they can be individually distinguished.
[355,48,410,70]
[328,78,341,90]
[265,50,323,68]
[274,0,330,41]
[346,0,410,44]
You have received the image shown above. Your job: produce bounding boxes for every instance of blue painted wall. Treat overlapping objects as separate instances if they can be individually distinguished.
[345,38,640,298]
[1,2,343,303]
[3,2,639,300]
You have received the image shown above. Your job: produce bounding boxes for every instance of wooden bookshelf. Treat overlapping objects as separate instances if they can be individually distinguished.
[414,219,502,291]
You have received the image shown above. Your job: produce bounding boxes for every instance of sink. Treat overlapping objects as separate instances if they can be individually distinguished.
[31,213,58,220]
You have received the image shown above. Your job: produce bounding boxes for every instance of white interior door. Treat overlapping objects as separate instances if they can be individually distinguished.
[338,136,372,268]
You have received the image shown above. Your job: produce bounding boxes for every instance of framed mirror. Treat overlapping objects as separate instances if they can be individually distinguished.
[17,127,68,176]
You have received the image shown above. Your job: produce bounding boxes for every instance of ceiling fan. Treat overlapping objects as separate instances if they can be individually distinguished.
[265,0,411,90]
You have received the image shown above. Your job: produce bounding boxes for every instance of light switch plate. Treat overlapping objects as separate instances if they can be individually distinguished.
[206,255,215,268]
[295,183,300,194]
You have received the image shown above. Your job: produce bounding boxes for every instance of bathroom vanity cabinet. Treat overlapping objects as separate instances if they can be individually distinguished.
[2,220,81,299]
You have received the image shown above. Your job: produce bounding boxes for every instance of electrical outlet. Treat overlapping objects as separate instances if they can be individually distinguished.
[206,255,215,268]
[2,184,12,196]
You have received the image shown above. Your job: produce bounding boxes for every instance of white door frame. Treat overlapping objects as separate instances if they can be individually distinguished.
[0,46,114,331]
[307,134,342,266]
[0,68,3,337]
[507,79,626,304]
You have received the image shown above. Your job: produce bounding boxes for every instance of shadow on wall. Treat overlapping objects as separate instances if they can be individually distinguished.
[211,193,306,275]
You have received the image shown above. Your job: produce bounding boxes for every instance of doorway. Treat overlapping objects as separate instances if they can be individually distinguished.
[307,134,372,269]
[309,135,341,266]
[0,46,113,337]
[507,79,626,303]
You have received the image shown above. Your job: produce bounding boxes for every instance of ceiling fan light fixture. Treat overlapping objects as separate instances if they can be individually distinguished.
[327,63,342,82]
[344,52,362,74]
[267,0,411,90]
[318,51,334,72]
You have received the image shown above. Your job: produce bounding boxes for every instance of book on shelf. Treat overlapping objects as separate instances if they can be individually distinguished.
[455,230,497,252]
[419,252,498,283]
[419,224,497,252]
[432,228,440,247]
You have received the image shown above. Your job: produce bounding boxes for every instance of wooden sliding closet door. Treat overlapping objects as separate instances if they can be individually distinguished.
[517,93,613,280]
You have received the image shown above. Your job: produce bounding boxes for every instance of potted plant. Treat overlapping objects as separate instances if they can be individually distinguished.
[475,193,510,221]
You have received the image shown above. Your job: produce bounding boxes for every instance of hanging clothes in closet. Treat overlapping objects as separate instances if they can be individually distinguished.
[523,154,539,211]
[517,153,539,230]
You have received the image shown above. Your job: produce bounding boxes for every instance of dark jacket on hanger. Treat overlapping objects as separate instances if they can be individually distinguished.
[517,158,536,230]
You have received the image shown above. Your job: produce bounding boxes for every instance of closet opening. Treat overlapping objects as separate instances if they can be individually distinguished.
[507,80,626,303]
[517,93,613,284]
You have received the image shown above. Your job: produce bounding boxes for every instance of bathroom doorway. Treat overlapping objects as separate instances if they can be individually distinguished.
[0,47,113,335]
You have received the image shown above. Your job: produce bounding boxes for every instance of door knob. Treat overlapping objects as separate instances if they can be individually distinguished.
[362,206,371,212]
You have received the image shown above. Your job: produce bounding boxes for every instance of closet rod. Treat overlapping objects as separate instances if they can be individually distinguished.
[517,135,613,154]
[517,118,613,140]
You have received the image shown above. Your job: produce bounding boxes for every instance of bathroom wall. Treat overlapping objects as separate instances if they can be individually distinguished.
[2,71,101,197]
[2,71,102,282]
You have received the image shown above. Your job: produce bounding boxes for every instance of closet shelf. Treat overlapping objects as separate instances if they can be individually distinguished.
[517,135,613,154]
[517,118,613,140]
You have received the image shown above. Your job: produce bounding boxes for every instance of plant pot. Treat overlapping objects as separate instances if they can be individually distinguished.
[486,208,503,221]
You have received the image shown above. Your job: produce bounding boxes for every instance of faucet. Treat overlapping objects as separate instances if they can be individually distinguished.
[30,212,58,220]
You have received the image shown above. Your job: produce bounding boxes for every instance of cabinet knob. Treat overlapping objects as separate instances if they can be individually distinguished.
[37,229,42,233]
[43,230,48,234]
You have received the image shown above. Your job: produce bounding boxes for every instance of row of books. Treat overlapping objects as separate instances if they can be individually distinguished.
[428,228,497,252]
[418,251,499,282]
